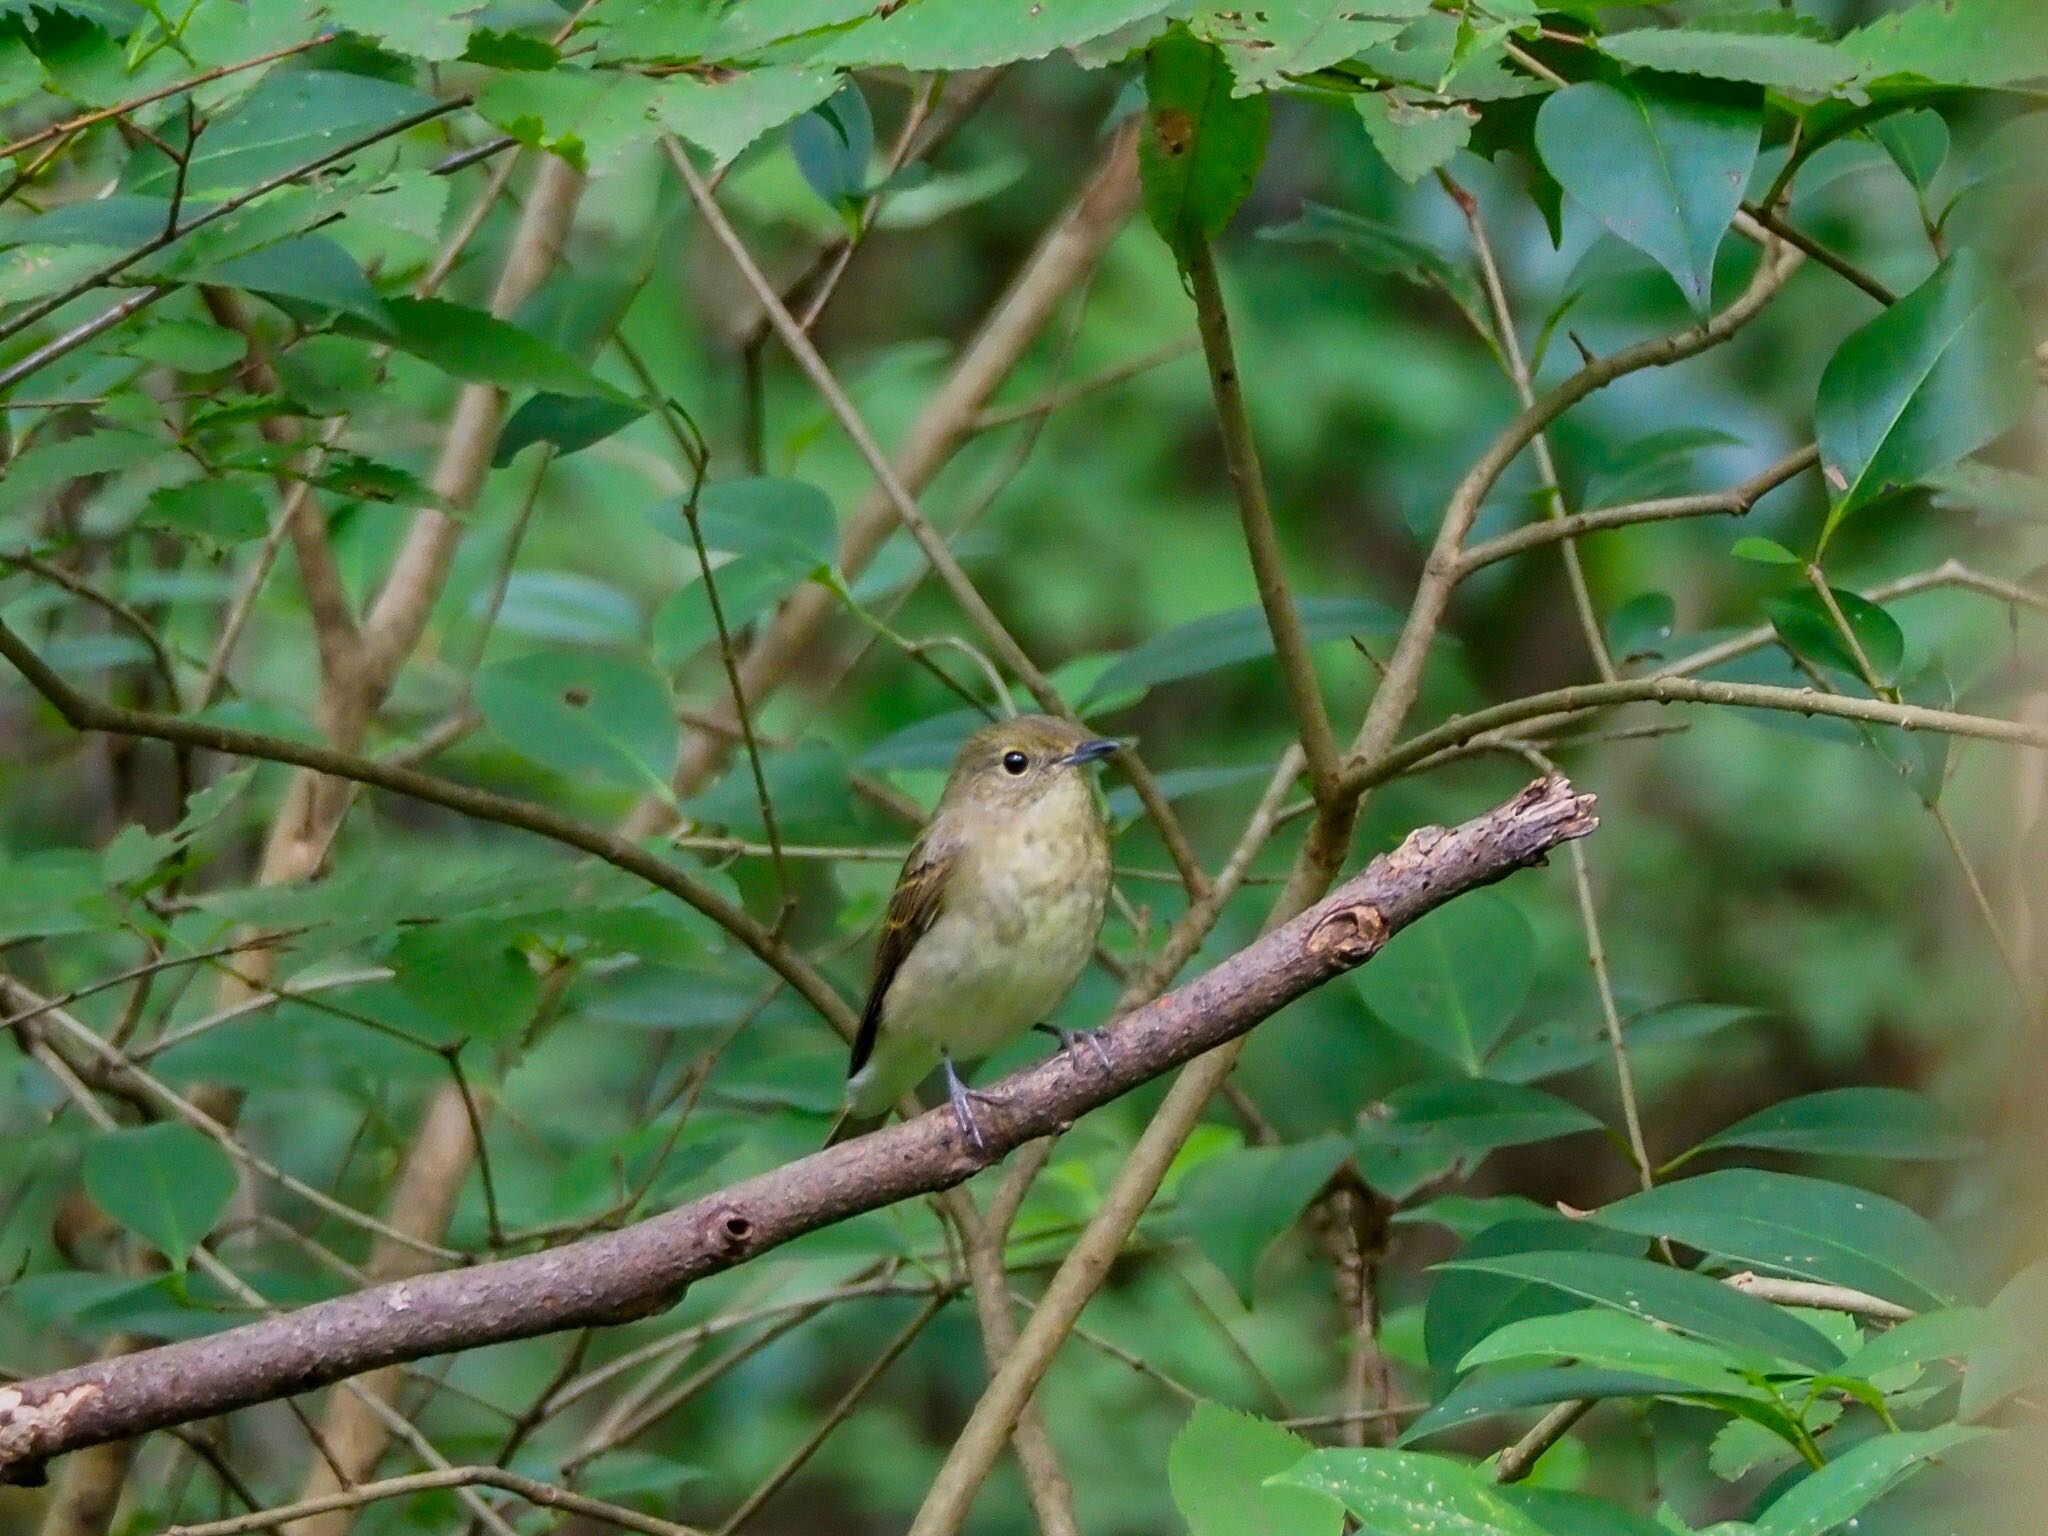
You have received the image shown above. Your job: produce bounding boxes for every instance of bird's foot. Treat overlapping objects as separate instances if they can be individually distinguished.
[941,1054,1007,1150]
[1035,1021,1111,1072]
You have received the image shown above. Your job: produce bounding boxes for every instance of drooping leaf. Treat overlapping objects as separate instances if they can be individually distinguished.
[1439,1250,1844,1373]
[1489,1002,1760,1084]
[1355,892,1535,1074]
[1596,1170,1960,1311]
[1687,1087,1975,1164]
[475,650,679,795]
[1172,1134,1349,1303]
[493,393,647,466]
[1752,1425,1991,1536]
[377,297,628,400]
[1140,28,1269,267]
[1168,1402,1344,1536]
[82,1123,237,1269]
[1814,252,2035,539]
[1401,1364,1773,1444]
[1871,109,1949,193]
[1534,75,1761,314]
[1765,587,1905,686]
[1259,202,1486,331]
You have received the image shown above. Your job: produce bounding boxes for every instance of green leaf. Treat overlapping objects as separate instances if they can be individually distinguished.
[656,65,840,166]
[475,650,679,795]
[1195,2,1425,95]
[1871,109,1949,194]
[1534,76,1760,314]
[1082,594,1398,707]
[1688,1088,1975,1164]
[1168,1402,1344,1536]
[1355,892,1535,1074]
[1356,93,1476,184]
[324,0,479,62]
[493,393,647,466]
[377,297,625,400]
[208,233,390,326]
[650,477,839,572]
[1731,536,1800,565]
[1814,252,2035,538]
[1401,1364,1788,1445]
[476,67,661,176]
[1259,202,1486,332]
[1140,29,1269,268]
[82,1123,237,1270]
[1600,18,1851,93]
[123,320,247,373]
[1842,0,2048,88]
[1173,1134,1349,1303]
[1356,1080,1601,1199]
[1752,1426,1990,1536]
[1425,1218,1643,1374]
[1837,1305,2007,1385]
[1596,1171,1960,1312]
[813,0,1174,69]
[1765,587,1905,686]
[122,70,438,197]
[1274,1448,1547,1535]
[142,480,271,545]
[790,82,874,213]
[1439,1250,1844,1373]
[391,920,542,1039]
[1490,1002,1758,1084]
[1459,1307,1773,1394]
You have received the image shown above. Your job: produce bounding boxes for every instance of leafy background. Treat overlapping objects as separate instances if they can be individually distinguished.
[0,1,2045,1534]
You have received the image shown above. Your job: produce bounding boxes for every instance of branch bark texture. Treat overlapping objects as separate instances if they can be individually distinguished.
[0,777,1596,1488]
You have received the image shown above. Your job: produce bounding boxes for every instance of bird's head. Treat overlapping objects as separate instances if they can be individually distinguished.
[944,714,1120,812]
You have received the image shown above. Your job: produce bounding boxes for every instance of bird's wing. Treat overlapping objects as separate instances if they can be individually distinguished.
[848,822,959,1078]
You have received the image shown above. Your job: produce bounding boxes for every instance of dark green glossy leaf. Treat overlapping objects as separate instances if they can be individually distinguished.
[377,297,626,400]
[493,392,647,466]
[1425,1218,1642,1373]
[1689,1087,1975,1163]
[1459,1307,1774,1393]
[1535,76,1760,314]
[1765,586,1904,686]
[1596,1170,1960,1311]
[1440,1250,1844,1372]
[1815,252,2034,538]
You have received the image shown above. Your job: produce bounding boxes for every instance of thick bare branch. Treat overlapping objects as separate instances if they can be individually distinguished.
[0,777,1595,1487]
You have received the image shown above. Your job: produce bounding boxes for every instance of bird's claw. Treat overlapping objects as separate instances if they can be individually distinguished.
[1037,1022,1111,1073]
[942,1055,1007,1151]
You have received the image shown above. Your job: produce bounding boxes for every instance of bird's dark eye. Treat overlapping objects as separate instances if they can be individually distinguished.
[1001,750,1029,775]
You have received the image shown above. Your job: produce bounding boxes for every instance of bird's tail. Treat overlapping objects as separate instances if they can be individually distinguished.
[821,1108,887,1148]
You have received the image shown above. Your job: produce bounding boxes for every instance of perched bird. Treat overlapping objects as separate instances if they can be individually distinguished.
[835,714,1119,1147]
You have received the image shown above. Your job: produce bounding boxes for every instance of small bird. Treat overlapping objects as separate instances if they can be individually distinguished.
[835,714,1119,1148]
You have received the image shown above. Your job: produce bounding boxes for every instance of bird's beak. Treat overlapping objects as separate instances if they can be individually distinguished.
[1057,738,1121,767]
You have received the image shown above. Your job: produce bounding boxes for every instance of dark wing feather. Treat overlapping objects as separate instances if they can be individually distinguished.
[848,824,958,1077]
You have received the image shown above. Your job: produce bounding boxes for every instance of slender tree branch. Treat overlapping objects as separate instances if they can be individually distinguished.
[0,777,1596,1487]
[163,1467,710,1536]
[970,337,1199,431]
[1457,445,1820,577]
[1184,243,1345,801]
